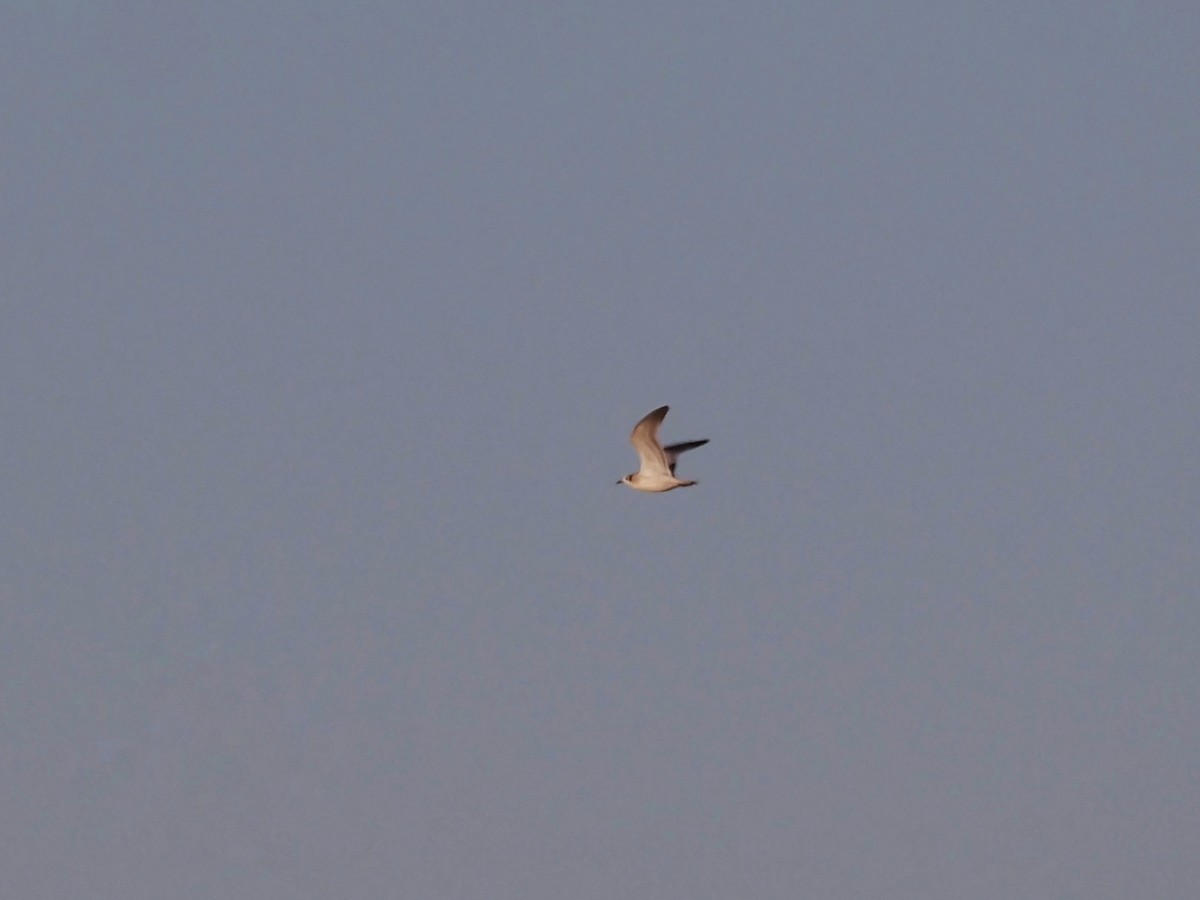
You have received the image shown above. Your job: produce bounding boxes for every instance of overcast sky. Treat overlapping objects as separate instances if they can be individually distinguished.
[3,3,1198,898]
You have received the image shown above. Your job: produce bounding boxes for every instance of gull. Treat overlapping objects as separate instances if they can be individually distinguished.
[617,405,709,492]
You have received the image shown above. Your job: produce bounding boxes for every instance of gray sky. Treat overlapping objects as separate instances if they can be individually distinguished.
[3,3,1198,898]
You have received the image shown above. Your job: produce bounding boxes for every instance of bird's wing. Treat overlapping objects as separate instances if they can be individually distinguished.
[663,439,709,475]
[629,406,671,476]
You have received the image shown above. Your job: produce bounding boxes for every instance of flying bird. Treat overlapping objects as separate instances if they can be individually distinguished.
[617,405,709,492]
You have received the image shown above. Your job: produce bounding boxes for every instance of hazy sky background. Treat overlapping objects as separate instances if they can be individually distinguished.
[3,3,1198,898]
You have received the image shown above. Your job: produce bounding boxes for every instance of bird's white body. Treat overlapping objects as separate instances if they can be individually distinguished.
[617,406,708,493]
